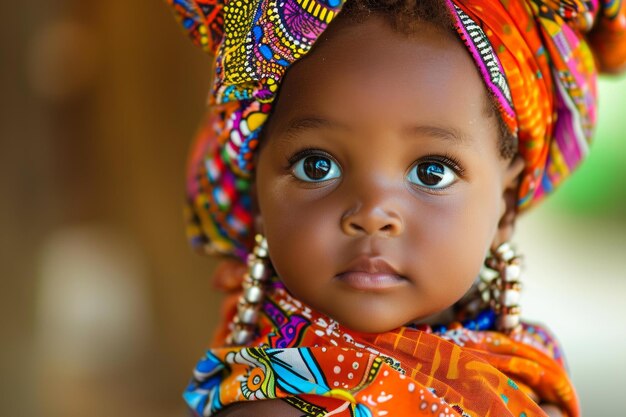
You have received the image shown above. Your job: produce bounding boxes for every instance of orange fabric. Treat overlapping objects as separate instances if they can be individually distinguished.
[185,286,579,417]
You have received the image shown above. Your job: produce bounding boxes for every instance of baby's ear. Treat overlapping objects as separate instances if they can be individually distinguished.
[493,156,525,248]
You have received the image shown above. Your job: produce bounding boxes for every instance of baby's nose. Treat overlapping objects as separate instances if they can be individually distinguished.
[340,205,404,237]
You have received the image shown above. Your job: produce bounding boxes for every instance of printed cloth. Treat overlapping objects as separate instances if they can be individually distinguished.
[166,0,626,258]
[184,284,579,417]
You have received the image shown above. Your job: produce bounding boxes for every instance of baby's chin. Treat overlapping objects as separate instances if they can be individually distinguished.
[317,302,451,334]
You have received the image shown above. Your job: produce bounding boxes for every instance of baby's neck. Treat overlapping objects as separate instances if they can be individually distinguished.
[408,307,457,327]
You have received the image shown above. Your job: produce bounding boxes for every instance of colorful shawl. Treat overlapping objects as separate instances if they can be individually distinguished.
[166,0,626,258]
[184,283,579,417]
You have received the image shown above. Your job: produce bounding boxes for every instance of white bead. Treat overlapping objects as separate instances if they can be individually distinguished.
[480,267,498,281]
[494,243,516,262]
[495,243,514,260]
[498,314,520,330]
[501,249,515,262]
[253,246,268,258]
[238,307,259,324]
[502,289,521,307]
[255,235,268,250]
[250,260,266,280]
[505,264,521,280]
[244,285,264,304]
[232,329,253,345]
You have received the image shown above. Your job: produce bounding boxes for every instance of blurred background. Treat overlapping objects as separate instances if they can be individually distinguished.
[0,1,624,416]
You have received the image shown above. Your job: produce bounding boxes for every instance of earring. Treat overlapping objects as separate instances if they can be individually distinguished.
[479,242,523,334]
[227,234,271,345]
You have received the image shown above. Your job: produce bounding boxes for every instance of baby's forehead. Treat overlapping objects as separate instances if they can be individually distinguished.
[265,16,500,145]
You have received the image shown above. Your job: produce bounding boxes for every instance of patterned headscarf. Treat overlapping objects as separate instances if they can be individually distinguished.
[167,0,626,258]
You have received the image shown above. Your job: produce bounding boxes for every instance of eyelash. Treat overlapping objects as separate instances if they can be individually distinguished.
[418,153,466,177]
[286,148,335,169]
[285,149,466,178]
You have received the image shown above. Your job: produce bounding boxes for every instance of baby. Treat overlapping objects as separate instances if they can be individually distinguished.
[166,0,626,416]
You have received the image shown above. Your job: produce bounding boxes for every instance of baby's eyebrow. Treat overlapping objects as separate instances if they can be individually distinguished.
[282,116,349,139]
[404,125,470,145]
[280,116,470,145]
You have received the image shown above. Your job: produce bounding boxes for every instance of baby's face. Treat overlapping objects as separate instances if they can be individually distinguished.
[255,15,515,333]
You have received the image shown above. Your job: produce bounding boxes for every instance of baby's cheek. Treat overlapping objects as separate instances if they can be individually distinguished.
[265,202,339,281]
[412,194,493,293]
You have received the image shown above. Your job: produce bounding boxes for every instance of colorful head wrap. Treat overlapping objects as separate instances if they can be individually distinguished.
[167,0,626,258]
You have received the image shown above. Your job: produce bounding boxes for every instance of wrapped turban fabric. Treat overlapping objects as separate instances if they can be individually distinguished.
[166,0,626,259]
[183,282,579,417]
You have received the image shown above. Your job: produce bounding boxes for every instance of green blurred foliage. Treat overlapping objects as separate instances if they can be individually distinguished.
[545,76,626,219]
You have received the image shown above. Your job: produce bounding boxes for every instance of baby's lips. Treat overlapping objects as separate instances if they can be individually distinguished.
[339,255,401,276]
[335,271,408,291]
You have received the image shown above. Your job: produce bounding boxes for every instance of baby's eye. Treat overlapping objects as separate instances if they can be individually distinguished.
[407,160,457,189]
[292,154,341,182]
